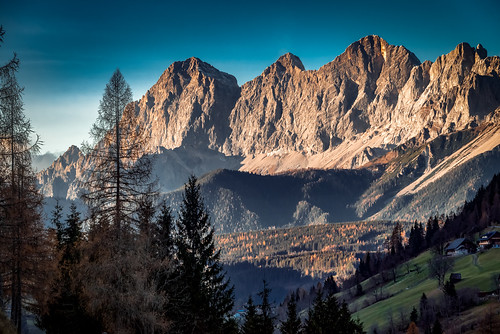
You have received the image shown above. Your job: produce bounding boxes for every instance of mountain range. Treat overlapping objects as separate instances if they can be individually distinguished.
[37,35,500,232]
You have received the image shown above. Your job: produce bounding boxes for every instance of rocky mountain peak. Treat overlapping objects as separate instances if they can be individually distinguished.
[62,145,81,164]
[344,35,389,60]
[156,56,238,88]
[475,43,487,59]
[260,53,305,78]
[132,55,240,152]
[276,53,305,71]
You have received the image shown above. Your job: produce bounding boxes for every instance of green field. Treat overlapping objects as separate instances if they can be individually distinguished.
[348,248,500,331]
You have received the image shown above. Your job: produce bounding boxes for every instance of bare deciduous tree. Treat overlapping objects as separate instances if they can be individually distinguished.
[0,26,47,334]
[428,254,454,287]
[79,69,163,333]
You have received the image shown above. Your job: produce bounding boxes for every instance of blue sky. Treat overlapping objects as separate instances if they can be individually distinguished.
[1,0,499,155]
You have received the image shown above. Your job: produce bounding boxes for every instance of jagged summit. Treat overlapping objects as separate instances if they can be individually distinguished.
[347,35,419,63]
[155,56,238,88]
[276,52,305,71]
[259,52,305,78]
[48,145,81,170]
[476,43,487,59]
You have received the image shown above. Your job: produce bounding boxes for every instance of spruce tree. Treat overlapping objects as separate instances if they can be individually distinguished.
[410,306,418,323]
[39,203,101,334]
[324,275,339,295]
[338,300,364,334]
[432,318,443,334]
[304,290,364,334]
[280,293,301,334]
[154,203,174,260]
[241,296,259,334]
[258,280,275,334]
[304,289,324,334]
[151,202,176,322]
[173,175,234,333]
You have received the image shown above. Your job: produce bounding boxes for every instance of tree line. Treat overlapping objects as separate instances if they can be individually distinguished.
[239,280,364,334]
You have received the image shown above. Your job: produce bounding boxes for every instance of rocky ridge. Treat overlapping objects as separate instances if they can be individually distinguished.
[38,35,500,227]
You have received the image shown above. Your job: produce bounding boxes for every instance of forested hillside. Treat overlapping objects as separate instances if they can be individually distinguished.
[165,168,376,233]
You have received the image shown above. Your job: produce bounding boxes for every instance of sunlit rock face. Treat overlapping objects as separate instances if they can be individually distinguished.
[131,57,241,152]
[37,145,88,200]
[224,36,500,173]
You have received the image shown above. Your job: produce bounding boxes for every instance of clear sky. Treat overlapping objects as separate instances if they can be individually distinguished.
[1,0,499,155]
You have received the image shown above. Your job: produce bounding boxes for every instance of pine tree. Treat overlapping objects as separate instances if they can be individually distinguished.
[258,280,274,334]
[389,222,403,255]
[150,202,176,324]
[172,175,234,333]
[324,275,339,295]
[304,290,363,334]
[51,201,63,247]
[303,289,324,334]
[154,203,174,260]
[280,292,301,334]
[432,318,443,334]
[39,203,101,334]
[338,300,364,334]
[410,306,418,323]
[241,296,260,334]
[408,221,424,256]
[419,293,432,334]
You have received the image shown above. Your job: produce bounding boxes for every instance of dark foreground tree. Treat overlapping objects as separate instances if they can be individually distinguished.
[0,26,47,334]
[258,280,275,334]
[241,296,260,334]
[38,203,101,333]
[432,318,443,334]
[79,70,164,333]
[171,175,234,333]
[304,290,364,334]
[324,275,339,295]
[280,292,301,334]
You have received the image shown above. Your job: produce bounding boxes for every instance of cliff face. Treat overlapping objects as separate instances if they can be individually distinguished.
[224,36,425,171]
[224,36,500,172]
[37,145,88,199]
[131,57,241,152]
[105,36,500,169]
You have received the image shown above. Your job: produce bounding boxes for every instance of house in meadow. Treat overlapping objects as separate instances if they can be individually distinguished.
[445,238,476,256]
[478,231,500,249]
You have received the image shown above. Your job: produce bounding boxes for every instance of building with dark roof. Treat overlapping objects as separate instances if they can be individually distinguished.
[445,238,476,256]
[478,231,500,249]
